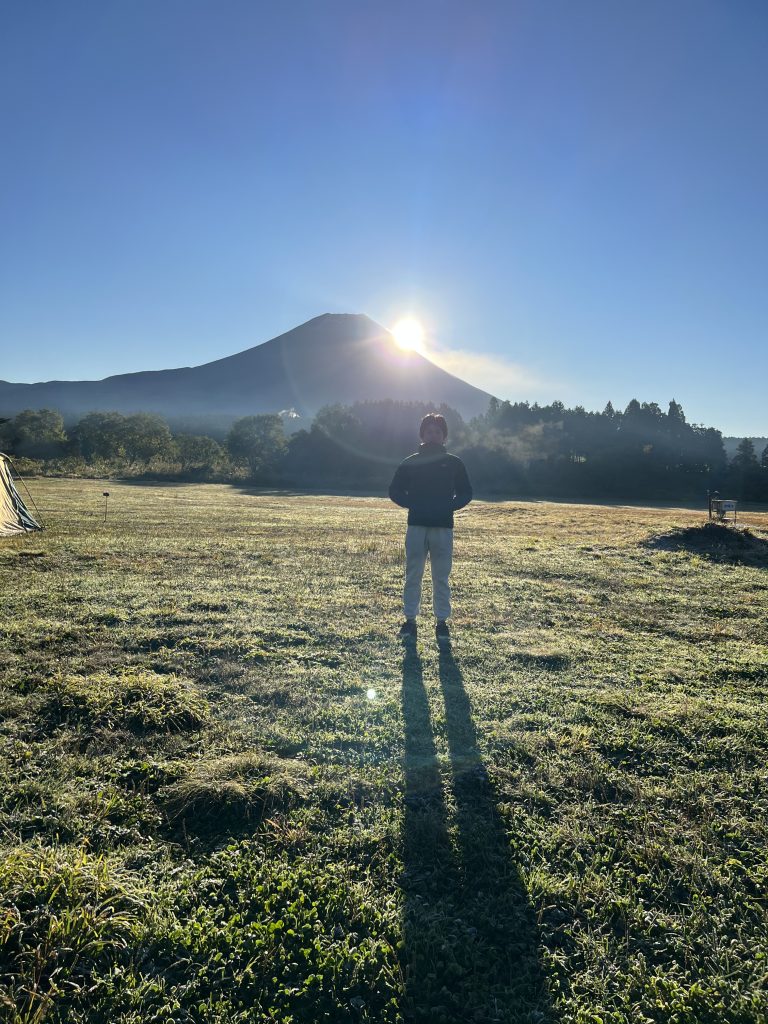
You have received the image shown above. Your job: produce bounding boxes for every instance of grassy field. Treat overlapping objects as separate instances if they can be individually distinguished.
[1,478,767,1024]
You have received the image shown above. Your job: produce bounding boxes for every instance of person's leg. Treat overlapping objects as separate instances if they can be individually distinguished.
[428,528,453,621]
[403,525,429,620]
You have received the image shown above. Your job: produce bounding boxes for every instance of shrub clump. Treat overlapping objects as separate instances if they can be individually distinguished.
[42,670,210,732]
[0,843,147,1021]
[160,751,307,832]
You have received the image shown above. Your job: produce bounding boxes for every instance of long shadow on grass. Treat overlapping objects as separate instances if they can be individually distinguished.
[401,645,555,1023]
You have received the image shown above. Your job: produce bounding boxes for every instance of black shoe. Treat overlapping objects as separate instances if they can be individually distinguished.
[435,621,451,643]
[398,620,417,638]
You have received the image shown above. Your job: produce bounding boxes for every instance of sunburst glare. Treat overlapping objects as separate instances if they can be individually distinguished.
[391,317,425,353]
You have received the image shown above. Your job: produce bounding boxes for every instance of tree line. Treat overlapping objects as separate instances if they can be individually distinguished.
[1,399,767,503]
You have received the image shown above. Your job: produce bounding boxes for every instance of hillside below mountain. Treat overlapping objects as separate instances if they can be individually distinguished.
[0,314,493,426]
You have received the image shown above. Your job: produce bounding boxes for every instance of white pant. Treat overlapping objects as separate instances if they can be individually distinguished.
[404,526,453,620]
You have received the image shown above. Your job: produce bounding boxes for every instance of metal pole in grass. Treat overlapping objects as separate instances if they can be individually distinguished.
[103,491,110,522]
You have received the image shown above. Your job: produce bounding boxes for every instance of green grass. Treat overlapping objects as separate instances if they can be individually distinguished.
[1,479,767,1023]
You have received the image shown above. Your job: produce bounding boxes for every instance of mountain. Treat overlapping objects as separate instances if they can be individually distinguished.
[0,314,493,426]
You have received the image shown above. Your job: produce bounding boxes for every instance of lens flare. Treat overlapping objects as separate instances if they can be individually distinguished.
[391,318,425,353]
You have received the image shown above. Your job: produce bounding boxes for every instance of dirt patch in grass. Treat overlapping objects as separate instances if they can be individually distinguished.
[644,522,768,566]
[509,650,572,671]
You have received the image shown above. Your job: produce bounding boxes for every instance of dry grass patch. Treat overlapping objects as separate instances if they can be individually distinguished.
[2,480,767,1023]
[644,521,768,566]
[0,844,146,1023]
[160,750,308,832]
[40,670,209,732]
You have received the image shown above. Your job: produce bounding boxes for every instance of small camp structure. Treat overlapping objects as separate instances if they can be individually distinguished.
[0,452,42,535]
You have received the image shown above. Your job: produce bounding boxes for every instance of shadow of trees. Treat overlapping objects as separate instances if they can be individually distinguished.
[401,645,556,1023]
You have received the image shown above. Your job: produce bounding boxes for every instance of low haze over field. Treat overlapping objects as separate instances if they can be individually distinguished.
[1,1,766,435]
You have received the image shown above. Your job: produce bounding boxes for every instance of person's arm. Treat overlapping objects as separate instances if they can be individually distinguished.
[388,464,410,508]
[452,460,473,511]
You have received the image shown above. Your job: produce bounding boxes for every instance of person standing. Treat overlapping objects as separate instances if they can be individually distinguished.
[388,413,473,643]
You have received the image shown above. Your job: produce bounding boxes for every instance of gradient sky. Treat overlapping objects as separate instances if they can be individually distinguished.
[1,0,766,435]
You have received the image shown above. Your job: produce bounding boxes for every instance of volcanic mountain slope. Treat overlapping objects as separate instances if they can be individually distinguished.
[0,314,493,425]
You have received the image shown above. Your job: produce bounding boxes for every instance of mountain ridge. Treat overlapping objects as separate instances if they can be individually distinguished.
[0,314,494,425]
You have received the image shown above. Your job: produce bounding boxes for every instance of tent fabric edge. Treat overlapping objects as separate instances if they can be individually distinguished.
[0,451,43,535]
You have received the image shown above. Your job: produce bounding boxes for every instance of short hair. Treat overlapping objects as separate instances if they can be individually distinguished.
[419,413,448,439]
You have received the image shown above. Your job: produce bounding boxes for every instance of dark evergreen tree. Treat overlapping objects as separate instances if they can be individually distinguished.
[728,438,762,501]
[732,438,759,471]
[667,399,686,425]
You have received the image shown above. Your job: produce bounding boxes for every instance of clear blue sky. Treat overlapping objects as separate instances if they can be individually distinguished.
[1,0,766,435]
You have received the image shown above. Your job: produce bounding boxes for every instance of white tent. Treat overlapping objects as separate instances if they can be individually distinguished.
[0,452,42,535]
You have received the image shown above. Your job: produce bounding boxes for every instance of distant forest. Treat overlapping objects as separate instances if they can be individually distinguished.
[2,398,767,503]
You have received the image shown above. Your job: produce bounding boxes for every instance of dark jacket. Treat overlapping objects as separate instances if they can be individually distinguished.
[388,443,473,528]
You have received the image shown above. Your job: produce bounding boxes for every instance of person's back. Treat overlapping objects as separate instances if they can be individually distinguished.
[388,413,472,643]
[390,446,470,528]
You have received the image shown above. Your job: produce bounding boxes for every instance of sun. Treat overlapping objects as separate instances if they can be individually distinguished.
[391,317,425,353]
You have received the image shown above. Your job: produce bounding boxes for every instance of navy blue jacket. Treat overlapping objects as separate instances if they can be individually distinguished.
[388,443,473,528]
